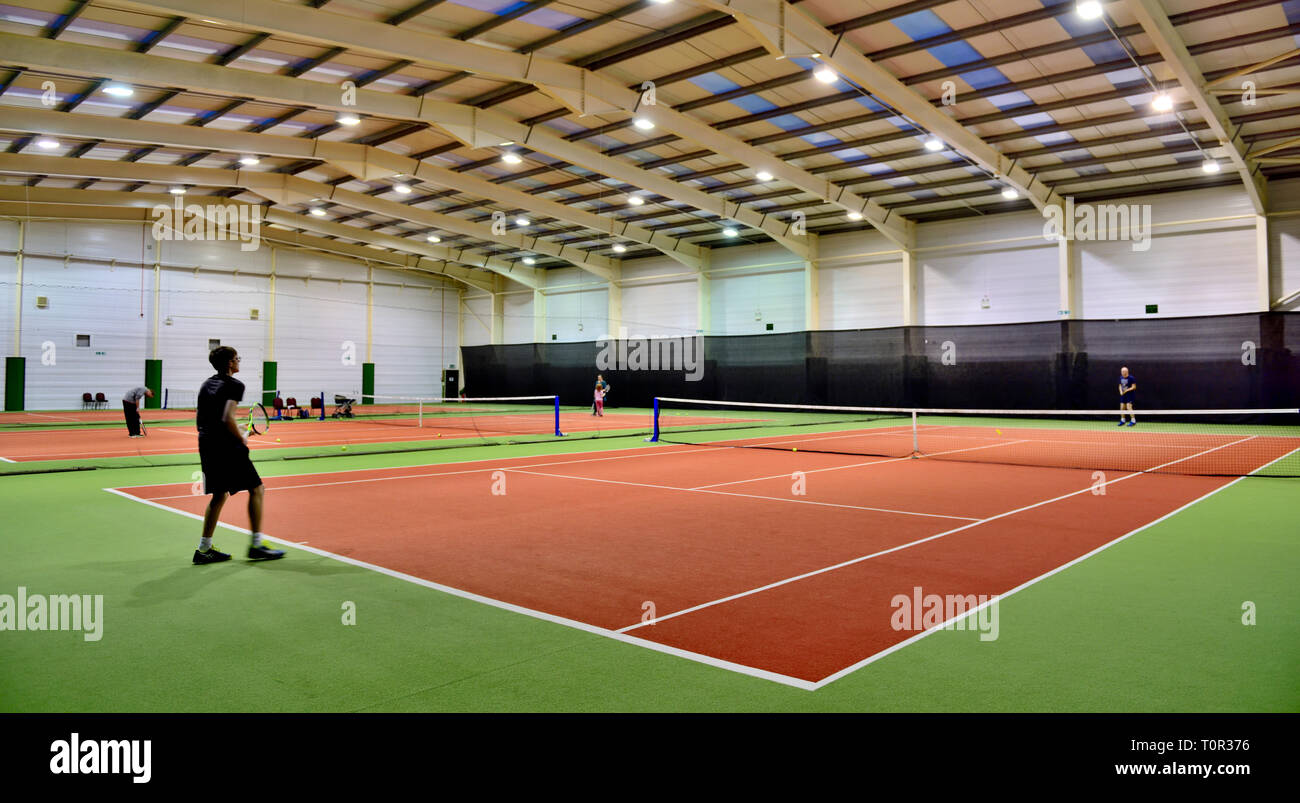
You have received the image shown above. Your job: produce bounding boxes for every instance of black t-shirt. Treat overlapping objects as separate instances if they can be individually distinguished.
[197,374,244,441]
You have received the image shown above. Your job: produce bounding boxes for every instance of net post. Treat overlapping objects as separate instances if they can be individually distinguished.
[553,396,563,437]
[648,397,661,442]
[163,388,169,409]
[319,391,325,421]
[911,410,918,456]
[418,399,423,429]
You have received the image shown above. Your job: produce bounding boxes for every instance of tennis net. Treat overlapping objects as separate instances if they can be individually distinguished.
[648,398,1300,478]
[329,392,562,436]
[162,388,196,410]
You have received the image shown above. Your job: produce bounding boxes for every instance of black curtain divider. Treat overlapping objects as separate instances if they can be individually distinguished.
[461,312,1300,411]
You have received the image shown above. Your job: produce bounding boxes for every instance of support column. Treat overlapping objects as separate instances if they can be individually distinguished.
[11,220,23,358]
[1255,214,1271,311]
[6,221,23,411]
[901,249,919,326]
[365,264,374,363]
[1058,232,1080,319]
[457,288,466,393]
[267,247,277,362]
[804,261,819,331]
[607,269,623,338]
[533,287,547,343]
[696,251,712,335]
[151,238,161,360]
[490,275,505,345]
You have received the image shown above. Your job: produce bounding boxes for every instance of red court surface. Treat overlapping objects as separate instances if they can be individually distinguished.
[0,411,654,462]
[109,434,1265,688]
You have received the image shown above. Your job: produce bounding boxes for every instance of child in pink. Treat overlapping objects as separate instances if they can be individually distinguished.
[593,386,605,417]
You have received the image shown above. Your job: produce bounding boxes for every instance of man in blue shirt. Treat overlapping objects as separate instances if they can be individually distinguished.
[1118,366,1137,427]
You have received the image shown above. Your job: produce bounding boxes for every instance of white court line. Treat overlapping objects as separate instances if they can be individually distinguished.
[615,435,1258,636]
[810,440,1300,689]
[101,486,817,691]
[0,456,15,463]
[504,467,980,522]
[690,437,1028,490]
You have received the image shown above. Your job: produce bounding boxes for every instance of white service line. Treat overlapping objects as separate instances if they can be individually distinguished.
[504,467,980,522]
[616,435,1259,636]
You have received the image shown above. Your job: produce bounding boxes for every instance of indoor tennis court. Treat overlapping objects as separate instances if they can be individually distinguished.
[1,0,1298,729]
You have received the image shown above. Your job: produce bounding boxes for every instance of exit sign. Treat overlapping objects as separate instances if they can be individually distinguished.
[1145,304,1159,314]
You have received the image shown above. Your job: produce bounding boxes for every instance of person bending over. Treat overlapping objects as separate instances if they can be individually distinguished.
[122,386,153,437]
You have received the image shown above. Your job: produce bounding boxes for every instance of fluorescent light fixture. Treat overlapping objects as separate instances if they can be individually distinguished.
[35,137,59,150]
[522,257,536,265]
[515,217,530,227]
[723,227,738,237]
[502,152,523,165]
[756,170,774,182]
[1002,187,1019,199]
[238,155,260,166]
[394,184,412,194]
[1202,159,1221,174]
[337,113,361,126]
[1076,1,1103,20]
[103,84,134,98]
[813,65,837,84]
[613,244,627,253]
[924,137,944,152]
[169,187,186,195]
[846,211,863,221]
[627,194,645,206]
[310,207,326,216]
[1151,93,1174,113]
[426,234,441,243]
[633,117,655,131]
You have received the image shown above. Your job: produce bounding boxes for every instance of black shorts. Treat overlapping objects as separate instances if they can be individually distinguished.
[198,437,262,496]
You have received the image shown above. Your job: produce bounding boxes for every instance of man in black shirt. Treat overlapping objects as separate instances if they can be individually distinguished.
[192,346,285,564]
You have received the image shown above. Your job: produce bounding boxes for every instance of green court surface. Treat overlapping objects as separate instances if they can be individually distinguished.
[1,423,1296,713]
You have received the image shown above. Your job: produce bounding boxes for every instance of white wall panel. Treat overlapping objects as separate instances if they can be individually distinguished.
[156,265,269,401]
[620,256,697,337]
[274,275,367,398]
[502,291,534,344]
[21,256,151,409]
[461,292,493,347]
[920,242,1057,326]
[819,254,904,329]
[1081,224,1258,318]
[710,267,803,335]
[370,282,457,397]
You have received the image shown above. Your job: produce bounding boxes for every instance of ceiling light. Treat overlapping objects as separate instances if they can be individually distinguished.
[813,65,837,84]
[756,170,774,182]
[310,207,326,216]
[426,234,441,243]
[522,257,536,265]
[1076,1,1103,20]
[103,84,134,98]
[394,184,412,194]
[613,244,627,253]
[723,227,738,238]
[1151,93,1173,113]
[1202,159,1221,174]
[627,194,645,206]
[649,0,673,4]
[846,211,863,221]
[35,137,59,150]
[1002,187,1019,199]
[238,155,260,166]
[515,217,530,227]
[337,113,361,126]
[633,117,655,131]
[924,137,944,152]
[169,187,186,195]
[502,152,523,165]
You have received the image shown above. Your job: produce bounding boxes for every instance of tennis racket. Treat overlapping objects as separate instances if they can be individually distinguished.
[246,403,271,436]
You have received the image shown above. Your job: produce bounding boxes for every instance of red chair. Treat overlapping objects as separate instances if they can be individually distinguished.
[94,392,107,409]
[272,397,285,420]
[82,392,94,409]
[286,397,298,409]
[309,396,322,411]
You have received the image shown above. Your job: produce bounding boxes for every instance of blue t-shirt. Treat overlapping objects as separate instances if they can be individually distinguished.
[1119,374,1137,397]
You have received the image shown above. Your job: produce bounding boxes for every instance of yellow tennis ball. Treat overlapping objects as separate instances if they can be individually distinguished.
[276,438,281,442]
[996,429,1002,435]
[792,447,797,452]
[341,446,347,451]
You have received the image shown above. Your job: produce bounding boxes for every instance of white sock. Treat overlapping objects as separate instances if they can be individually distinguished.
[199,536,212,552]
[251,532,264,547]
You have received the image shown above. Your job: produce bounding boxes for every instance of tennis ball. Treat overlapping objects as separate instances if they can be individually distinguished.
[341,446,348,451]
[792,447,798,452]
[996,429,1002,435]
[276,438,281,442]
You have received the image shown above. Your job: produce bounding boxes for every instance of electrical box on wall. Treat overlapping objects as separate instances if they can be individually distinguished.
[35,296,49,309]
[1145,304,1159,314]
[250,309,259,320]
